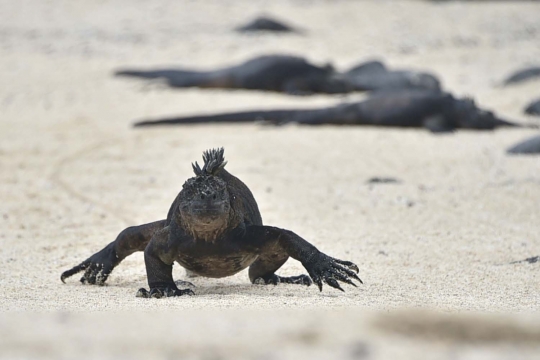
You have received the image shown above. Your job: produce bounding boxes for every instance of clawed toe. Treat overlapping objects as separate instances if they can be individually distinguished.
[136,287,195,299]
[325,277,344,292]
[253,274,312,286]
[174,280,196,288]
[282,274,312,286]
[305,253,363,292]
[60,243,118,286]
[333,258,360,274]
[136,288,149,298]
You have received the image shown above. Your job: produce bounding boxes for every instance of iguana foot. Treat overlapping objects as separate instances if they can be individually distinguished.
[253,274,312,286]
[303,253,362,292]
[136,287,195,298]
[174,279,196,288]
[60,243,119,286]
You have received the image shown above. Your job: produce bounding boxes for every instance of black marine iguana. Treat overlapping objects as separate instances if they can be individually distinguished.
[60,148,361,297]
[115,55,350,95]
[503,66,540,85]
[133,90,519,132]
[235,16,299,33]
[507,134,540,155]
[114,56,441,95]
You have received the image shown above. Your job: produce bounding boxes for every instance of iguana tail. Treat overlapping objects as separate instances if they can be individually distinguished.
[115,69,184,79]
[133,110,301,127]
[494,117,538,129]
[114,68,216,88]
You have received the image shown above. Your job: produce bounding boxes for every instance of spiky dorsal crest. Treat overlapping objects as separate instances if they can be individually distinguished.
[192,147,227,176]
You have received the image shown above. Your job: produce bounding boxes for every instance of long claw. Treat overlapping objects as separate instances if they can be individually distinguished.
[347,271,363,284]
[136,288,149,298]
[334,264,363,284]
[312,275,323,292]
[60,262,89,283]
[334,259,360,273]
[330,269,358,287]
[326,278,344,292]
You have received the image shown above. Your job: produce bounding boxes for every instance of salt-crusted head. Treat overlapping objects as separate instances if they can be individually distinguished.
[177,148,231,240]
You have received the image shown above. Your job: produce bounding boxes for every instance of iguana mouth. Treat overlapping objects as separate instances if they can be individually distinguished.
[186,200,230,227]
[191,211,224,224]
[190,200,229,214]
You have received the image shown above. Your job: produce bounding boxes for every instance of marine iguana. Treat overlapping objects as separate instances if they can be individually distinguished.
[60,148,361,297]
[133,90,519,132]
[503,66,540,85]
[507,134,540,155]
[509,256,539,264]
[114,56,441,94]
[115,55,351,95]
[235,16,299,33]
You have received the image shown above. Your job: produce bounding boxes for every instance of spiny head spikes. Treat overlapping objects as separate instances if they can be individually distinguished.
[192,162,202,175]
[192,147,227,176]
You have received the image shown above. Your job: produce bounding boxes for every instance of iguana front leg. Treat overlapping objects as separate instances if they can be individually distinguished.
[136,227,194,298]
[60,220,166,285]
[245,226,362,291]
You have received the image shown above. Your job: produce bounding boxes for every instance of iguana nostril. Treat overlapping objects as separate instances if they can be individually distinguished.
[213,194,217,200]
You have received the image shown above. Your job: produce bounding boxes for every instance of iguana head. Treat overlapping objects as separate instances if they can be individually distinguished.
[177,148,232,240]
[453,98,498,129]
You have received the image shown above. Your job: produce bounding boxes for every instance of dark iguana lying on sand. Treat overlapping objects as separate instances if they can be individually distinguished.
[507,134,540,155]
[134,90,519,133]
[61,148,361,297]
[115,55,350,95]
[502,66,540,86]
[114,55,440,95]
[235,16,299,33]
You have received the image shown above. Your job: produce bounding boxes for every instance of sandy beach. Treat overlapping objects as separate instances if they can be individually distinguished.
[1,0,539,358]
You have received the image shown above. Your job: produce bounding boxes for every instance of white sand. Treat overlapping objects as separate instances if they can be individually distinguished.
[1,0,539,358]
